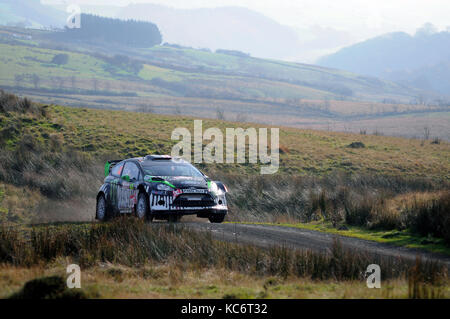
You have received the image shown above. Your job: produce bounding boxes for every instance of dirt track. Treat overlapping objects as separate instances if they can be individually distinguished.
[184,222,450,267]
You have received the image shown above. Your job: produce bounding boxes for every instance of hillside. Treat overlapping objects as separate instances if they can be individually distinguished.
[0,91,449,260]
[318,26,450,96]
[1,90,448,220]
[118,4,302,61]
[1,26,448,139]
[0,0,65,28]
[1,96,448,179]
[0,26,428,104]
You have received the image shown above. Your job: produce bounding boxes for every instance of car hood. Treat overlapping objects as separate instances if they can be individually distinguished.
[159,176,209,189]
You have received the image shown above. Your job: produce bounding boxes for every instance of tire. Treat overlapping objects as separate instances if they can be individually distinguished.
[96,194,110,221]
[168,215,181,223]
[136,192,152,221]
[208,214,226,223]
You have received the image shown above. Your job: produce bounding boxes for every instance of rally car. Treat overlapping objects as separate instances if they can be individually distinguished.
[96,155,228,223]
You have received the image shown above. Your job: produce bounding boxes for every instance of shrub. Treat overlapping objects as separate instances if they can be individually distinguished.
[347,141,365,149]
[9,276,87,299]
[405,192,450,244]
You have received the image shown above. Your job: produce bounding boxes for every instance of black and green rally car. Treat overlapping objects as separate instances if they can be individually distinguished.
[96,155,228,223]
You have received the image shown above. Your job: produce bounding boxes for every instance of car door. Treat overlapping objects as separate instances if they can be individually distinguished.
[118,161,141,213]
[109,161,125,213]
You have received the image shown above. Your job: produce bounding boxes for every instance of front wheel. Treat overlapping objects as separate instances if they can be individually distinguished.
[136,192,152,222]
[168,215,181,223]
[208,214,226,223]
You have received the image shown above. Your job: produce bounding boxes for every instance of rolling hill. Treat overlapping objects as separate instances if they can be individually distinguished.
[0,0,65,28]
[117,4,302,61]
[318,26,450,96]
[2,24,448,141]
[0,25,434,104]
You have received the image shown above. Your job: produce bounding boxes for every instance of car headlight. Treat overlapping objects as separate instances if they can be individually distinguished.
[209,182,223,195]
[156,183,173,191]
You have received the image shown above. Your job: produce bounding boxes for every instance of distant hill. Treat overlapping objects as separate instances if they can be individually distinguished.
[318,25,450,96]
[0,0,65,28]
[386,60,450,99]
[117,4,302,61]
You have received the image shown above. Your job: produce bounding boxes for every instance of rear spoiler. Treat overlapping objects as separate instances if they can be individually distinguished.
[104,160,123,177]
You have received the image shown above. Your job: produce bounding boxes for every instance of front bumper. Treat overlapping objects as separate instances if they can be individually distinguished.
[151,208,228,219]
[149,191,227,214]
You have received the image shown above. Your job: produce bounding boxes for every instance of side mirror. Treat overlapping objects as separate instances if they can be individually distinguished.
[121,175,130,182]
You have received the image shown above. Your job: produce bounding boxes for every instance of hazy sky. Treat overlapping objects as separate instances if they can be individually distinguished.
[44,0,450,33]
[42,0,450,62]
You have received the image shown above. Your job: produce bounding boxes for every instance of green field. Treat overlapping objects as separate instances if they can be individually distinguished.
[1,26,448,141]
[1,103,448,178]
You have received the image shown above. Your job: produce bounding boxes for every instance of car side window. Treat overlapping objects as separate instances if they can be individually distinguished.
[111,162,124,177]
[122,162,140,181]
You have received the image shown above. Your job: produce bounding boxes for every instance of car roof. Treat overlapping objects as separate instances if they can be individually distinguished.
[124,155,189,166]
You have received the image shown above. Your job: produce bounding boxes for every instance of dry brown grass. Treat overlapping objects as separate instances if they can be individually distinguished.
[1,261,448,299]
[0,219,446,283]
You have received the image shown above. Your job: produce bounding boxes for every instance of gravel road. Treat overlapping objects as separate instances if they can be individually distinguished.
[184,222,450,267]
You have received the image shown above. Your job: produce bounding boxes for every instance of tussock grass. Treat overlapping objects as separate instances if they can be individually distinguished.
[0,218,447,284]
[0,133,101,205]
[0,89,47,117]
[405,192,450,245]
[0,91,101,206]
[1,265,443,299]
[219,172,450,243]
[408,257,448,299]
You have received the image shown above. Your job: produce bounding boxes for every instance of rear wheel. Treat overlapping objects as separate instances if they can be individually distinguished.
[96,194,110,221]
[208,214,226,223]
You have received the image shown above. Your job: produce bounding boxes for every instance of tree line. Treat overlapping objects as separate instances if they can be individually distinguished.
[50,14,162,48]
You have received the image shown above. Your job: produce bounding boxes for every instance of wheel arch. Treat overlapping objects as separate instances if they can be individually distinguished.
[97,191,106,201]
[135,184,151,220]
[137,184,147,195]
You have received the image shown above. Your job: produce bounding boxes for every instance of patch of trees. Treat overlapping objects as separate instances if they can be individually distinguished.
[52,14,162,48]
[51,53,69,65]
[94,53,144,75]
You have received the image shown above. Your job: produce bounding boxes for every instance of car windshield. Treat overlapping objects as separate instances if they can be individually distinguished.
[142,162,204,177]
